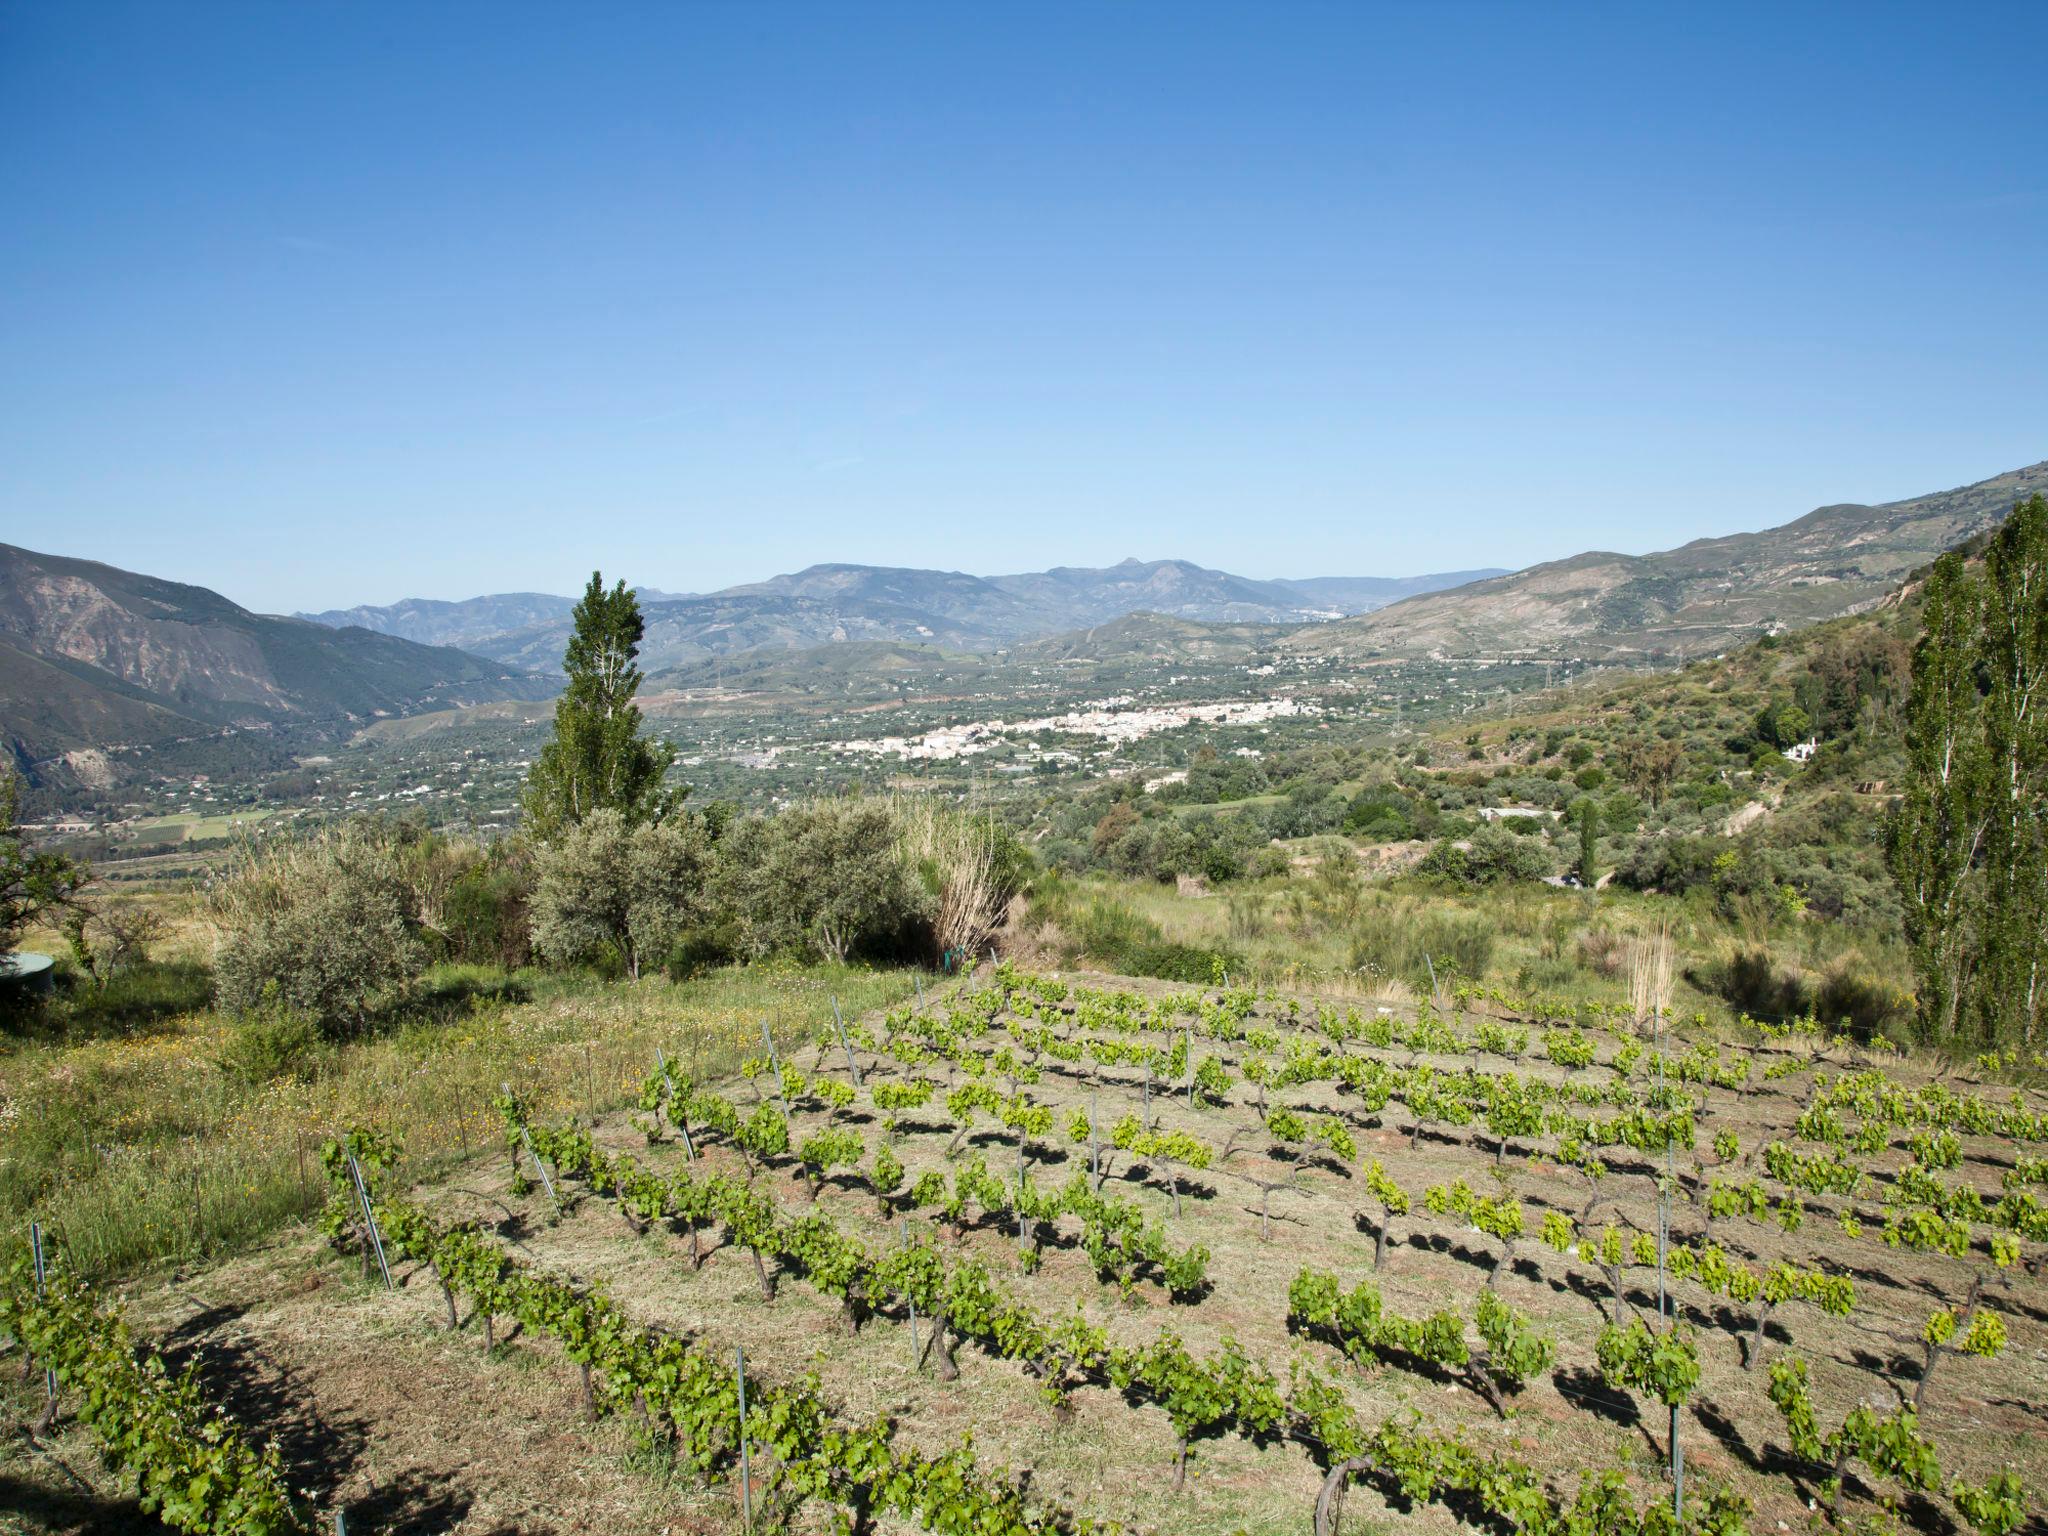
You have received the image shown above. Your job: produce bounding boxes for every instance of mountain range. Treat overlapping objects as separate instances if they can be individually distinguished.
[646,611,1287,699]
[7,458,2040,793]
[299,460,2046,682]
[300,559,1504,673]
[0,543,554,788]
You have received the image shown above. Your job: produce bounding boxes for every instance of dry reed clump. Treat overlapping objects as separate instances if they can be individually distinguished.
[1364,976,1415,1010]
[1626,923,1673,1039]
[892,796,1005,966]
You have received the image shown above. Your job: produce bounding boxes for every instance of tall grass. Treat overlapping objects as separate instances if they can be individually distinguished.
[0,958,919,1278]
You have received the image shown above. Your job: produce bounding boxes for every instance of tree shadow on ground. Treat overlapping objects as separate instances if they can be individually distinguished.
[1693,1398,1807,1481]
[12,960,214,1045]
[376,968,535,1033]
[0,1466,149,1534]
[155,1300,483,1535]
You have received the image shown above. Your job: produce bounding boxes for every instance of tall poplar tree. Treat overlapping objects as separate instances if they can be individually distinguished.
[522,573,677,842]
[1888,495,2047,1048]
[1977,496,2047,1047]
[1889,551,1990,1043]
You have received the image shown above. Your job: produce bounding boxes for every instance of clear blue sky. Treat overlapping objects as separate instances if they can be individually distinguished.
[3,3,2044,613]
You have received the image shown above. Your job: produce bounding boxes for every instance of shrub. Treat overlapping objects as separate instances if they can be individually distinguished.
[1577,928,1627,978]
[217,999,324,1084]
[1244,845,1291,879]
[210,825,426,1033]
[1813,965,1909,1039]
[1417,824,1553,887]
[1343,790,1423,841]
[1032,883,1241,982]
[439,849,534,968]
[1696,948,1805,1021]
[1695,948,1905,1039]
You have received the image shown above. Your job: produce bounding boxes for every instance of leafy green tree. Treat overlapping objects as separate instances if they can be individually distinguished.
[716,800,918,962]
[1,767,90,957]
[1756,700,1812,750]
[522,573,676,842]
[210,824,425,1033]
[1617,737,1684,807]
[1418,823,1552,887]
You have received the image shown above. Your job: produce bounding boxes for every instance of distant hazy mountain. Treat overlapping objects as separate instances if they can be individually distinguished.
[484,587,1024,674]
[299,592,580,651]
[647,639,998,701]
[985,558,1308,627]
[635,610,1294,709]
[298,585,694,651]
[722,563,1033,620]
[1009,609,1290,665]
[1270,571,1510,612]
[0,544,553,787]
[306,558,1497,672]
[295,458,2044,677]
[1287,461,2048,662]
[985,559,1504,627]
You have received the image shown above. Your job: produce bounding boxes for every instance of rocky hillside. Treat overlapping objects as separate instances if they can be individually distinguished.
[1287,460,2046,662]
[0,543,553,786]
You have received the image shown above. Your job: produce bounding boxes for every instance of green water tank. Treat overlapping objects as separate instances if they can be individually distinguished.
[0,952,56,998]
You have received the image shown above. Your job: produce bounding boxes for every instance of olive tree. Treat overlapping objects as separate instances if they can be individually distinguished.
[715,800,919,962]
[529,808,709,978]
[210,825,425,1033]
[3,769,89,947]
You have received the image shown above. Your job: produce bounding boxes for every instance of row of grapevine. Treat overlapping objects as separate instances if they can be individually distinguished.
[633,1065,1213,1296]
[1287,1266,1553,1417]
[0,1259,313,1535]
[333,1148,1115,1536]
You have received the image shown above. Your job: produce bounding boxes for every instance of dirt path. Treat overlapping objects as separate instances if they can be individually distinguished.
[1722,797,1774,836]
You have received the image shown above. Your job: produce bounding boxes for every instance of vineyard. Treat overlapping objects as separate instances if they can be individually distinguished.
[8,961,2047,1536]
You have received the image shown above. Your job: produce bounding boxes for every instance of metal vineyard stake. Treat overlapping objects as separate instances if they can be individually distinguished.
[29,1221,55,1410]
[735,1345,753,1530]
[902,1219,918,1366]
[831,997,864,1086]
[346,1153,394,1291]
[519,1126,559,1207]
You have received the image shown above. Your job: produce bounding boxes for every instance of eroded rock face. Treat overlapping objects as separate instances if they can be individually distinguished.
[13,571,293,709]
[0,542,554,786]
